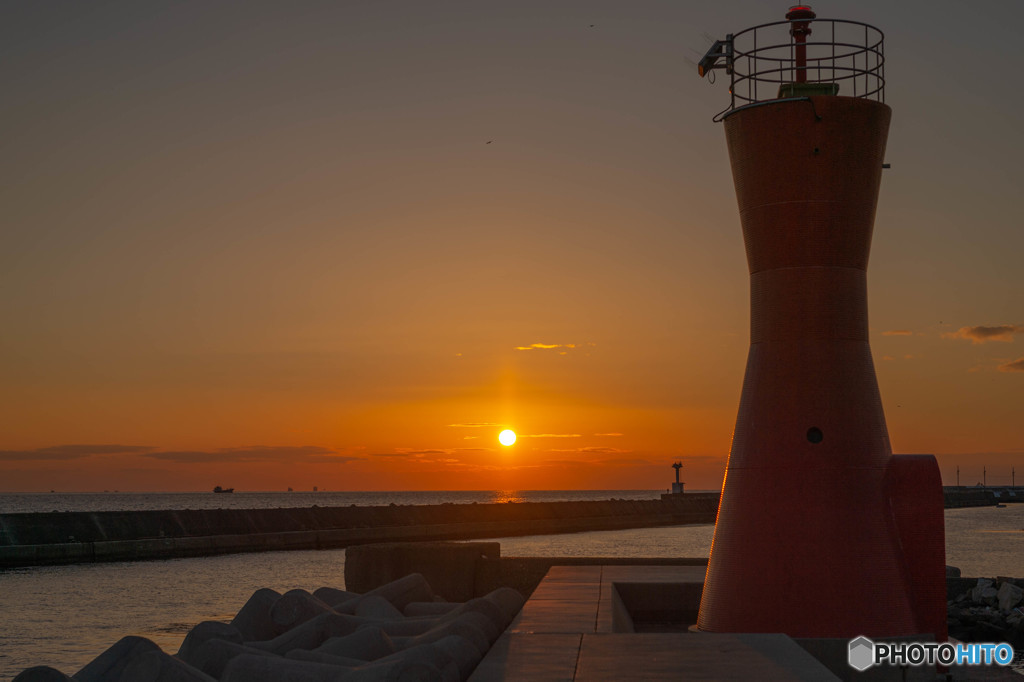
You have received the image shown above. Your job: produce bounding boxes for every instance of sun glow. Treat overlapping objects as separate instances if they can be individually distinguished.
[498,429,517,446]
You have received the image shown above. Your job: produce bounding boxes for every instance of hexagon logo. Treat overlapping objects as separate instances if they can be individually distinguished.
[848,636,875,672]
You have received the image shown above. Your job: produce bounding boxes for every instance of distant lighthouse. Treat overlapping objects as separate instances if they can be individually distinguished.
[695,6,946,640]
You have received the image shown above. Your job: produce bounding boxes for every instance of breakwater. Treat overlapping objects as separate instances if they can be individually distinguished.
[943,486,1023,508]
[0,494,719,569]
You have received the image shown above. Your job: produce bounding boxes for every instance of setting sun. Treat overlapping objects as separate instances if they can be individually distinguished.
[498,429,517,446]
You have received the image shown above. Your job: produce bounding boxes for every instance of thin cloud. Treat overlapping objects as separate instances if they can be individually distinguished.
[0,444,157,461]
[515,343,589,353]
[943,325,1022,344]
[372,448,453,457]
[515,343,573,350]
[550,447,631,454]
[882,330,913,336]
[447,423,498,428]
[398,449,451,455]
[519,433,582,438]
[538,459,588,468]
[145,446,360,464]
[594,433,623,437]
[999,358,1024,373]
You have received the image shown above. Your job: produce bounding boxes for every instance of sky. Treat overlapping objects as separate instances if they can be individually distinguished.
[1,1,1022,492]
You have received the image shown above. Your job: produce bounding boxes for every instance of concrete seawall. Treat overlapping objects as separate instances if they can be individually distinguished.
[0,494,720,569]
[344,541,712,602]
[943,487,1023,508]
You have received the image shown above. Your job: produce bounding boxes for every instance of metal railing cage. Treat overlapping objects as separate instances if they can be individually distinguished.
[713,18,885,122]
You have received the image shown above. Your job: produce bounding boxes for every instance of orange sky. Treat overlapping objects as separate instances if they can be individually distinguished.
[1,1,1022,492]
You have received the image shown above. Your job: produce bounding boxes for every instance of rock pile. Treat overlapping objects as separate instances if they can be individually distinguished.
[14,573,524,682]
[948,577,1024,648]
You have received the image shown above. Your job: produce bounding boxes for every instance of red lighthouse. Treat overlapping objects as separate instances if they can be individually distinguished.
[696,8,946,640]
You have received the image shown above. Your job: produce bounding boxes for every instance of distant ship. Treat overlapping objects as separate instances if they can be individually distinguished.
[212,486,234,494]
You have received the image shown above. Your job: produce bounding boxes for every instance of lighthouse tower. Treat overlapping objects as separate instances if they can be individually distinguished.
[695,7,946,639]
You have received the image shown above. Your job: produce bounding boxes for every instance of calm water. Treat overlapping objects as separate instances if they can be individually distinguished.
[1,495,1022,678]
[0,490,671,515]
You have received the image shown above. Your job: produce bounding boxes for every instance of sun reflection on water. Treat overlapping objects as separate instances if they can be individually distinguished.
[488,490,525,504]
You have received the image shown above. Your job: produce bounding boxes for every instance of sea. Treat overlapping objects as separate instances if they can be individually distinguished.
[1,490,1022,678]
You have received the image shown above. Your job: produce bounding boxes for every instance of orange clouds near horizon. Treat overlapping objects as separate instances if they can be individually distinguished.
[942,325,1022,344]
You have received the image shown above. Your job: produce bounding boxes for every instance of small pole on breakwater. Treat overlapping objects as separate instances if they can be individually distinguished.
[670,462,684,495]
[984,466,987,488]
[956,465,960,488]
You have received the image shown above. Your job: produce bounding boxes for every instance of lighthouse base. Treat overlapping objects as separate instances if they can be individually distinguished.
[698,454,947,641]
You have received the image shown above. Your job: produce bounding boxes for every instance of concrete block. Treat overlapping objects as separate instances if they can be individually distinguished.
[438,662,461,682]
[272,589,338,635]
[285,649,370,667]
[338,643,453,682]
[12,667,73,682]
[354,595,405,621]
[222,654,356,682]
[176,620,243,663]
[314,587,360,608]
[430,635,484,680]
[333,597,360,615]
[188,639,281,679]
[230,587,282,641]
[363,618,440,638]
[971,578,994,602]
[248,612,365,655]
[481,587,526,627]
[73,635,162,682]
[335,660,444,682]
[457,611,500,646]
[403,603,460,618]
[315,626,396,661]
[437,598,505,638]
[369,641,456,671]
[998,581,1023,611]
[118,650,217,681]
[363,573,435,611]
[393,614,489,655]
